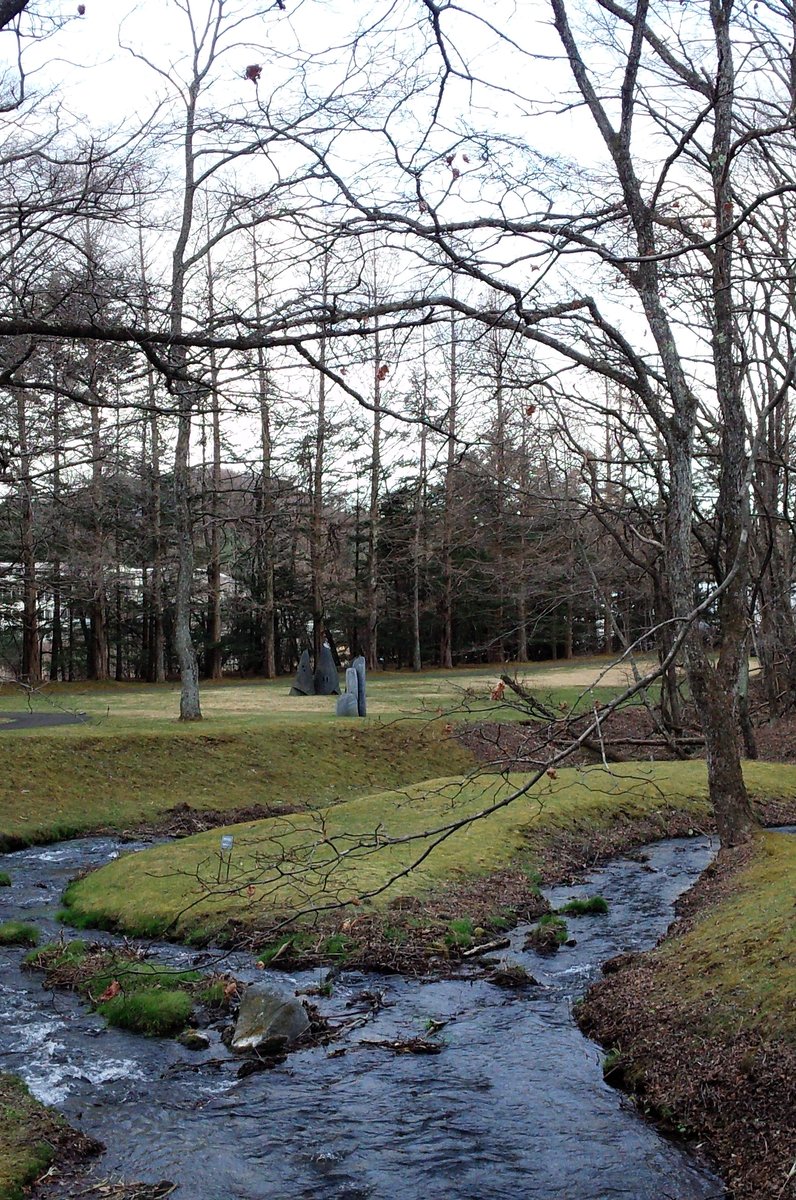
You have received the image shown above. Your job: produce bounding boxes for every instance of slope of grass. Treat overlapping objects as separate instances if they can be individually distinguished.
[61,760,796,942]
[0,721,473,849]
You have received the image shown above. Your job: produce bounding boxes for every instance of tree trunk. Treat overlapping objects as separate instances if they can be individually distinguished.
[204,243,223,681]
[87,359,109,681]
[366,311,382,671]
[412,352,428,672]
[252,235,276,678]
[17,392,40,685]
[440,297,457,669]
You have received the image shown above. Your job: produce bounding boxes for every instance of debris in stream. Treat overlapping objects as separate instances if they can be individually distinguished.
[24,940,242,1039]
[485,962,540,989]
[523,914,569,954]
[358,1036,445,1055]
[462,936,511,958]
[38,1179,177,1199]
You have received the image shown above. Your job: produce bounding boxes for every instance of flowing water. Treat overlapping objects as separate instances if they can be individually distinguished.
[0,834,731,1199]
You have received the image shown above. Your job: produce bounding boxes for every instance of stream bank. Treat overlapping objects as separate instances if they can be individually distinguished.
[577,828,796,1200]
[0,833,729,1200]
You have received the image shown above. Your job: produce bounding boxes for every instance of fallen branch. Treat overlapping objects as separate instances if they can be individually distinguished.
[462,937,511,958]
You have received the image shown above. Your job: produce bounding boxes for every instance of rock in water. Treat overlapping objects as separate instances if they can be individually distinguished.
[177,1029,211,1051]
[314,643,340,695]
[353,655,367,717]
[290,649,315,696]
[231,983,310,1053]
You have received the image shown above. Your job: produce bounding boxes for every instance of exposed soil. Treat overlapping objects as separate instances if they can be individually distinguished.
[118,800,301,840]
[576,842,796,1200]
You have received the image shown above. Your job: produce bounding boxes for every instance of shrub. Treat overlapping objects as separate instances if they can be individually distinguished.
[0,871,11,887]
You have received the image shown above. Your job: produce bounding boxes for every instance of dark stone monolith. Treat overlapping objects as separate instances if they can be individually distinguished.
[314,643,340,695]
[352,655,367,717]
[289,649,315,696]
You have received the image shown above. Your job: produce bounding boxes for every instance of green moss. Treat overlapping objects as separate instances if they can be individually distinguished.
[0,922,39,948]
[0,872,10,887]
[321,933,356,961]
[85,960,200,999]
[538,914,569,942]
[24,939,87,968]
[559,895,609,916]
[196,981,227,1006]
[97,988,193,1036]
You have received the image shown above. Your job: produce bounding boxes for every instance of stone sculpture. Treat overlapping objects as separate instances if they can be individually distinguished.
[313,643,340,695]
[336,661,367,718]
[336,667,360,717]
[289,649,315,696]
[352,655,367,717]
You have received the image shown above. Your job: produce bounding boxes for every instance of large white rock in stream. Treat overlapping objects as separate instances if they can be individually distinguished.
[231,983,310,1053]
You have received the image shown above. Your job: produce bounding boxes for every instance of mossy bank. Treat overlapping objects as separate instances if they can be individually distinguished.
[577,830,796,1200]
[61,760,796,966]
[0,1073,99,1200]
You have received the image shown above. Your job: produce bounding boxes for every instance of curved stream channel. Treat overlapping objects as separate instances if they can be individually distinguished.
[0,834,730,1199]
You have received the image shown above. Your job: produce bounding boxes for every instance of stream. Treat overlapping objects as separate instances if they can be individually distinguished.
[0,833,730,1200]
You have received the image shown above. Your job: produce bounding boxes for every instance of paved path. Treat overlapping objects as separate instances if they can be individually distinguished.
[0,710,88,731]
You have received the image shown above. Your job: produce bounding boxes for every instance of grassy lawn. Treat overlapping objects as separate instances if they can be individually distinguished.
[0,655,654,735]
[0,656,658,850]
[61,760,796,943]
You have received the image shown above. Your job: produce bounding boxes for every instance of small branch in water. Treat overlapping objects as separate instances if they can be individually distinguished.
[462,937,511,958]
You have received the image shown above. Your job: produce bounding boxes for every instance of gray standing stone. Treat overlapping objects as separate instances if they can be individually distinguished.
[289,649,315,696]
[314,643,340,695]
[336,692,358,717]
[231,982,310,1053]
[336,667,359,717]
[352,655,367,717]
